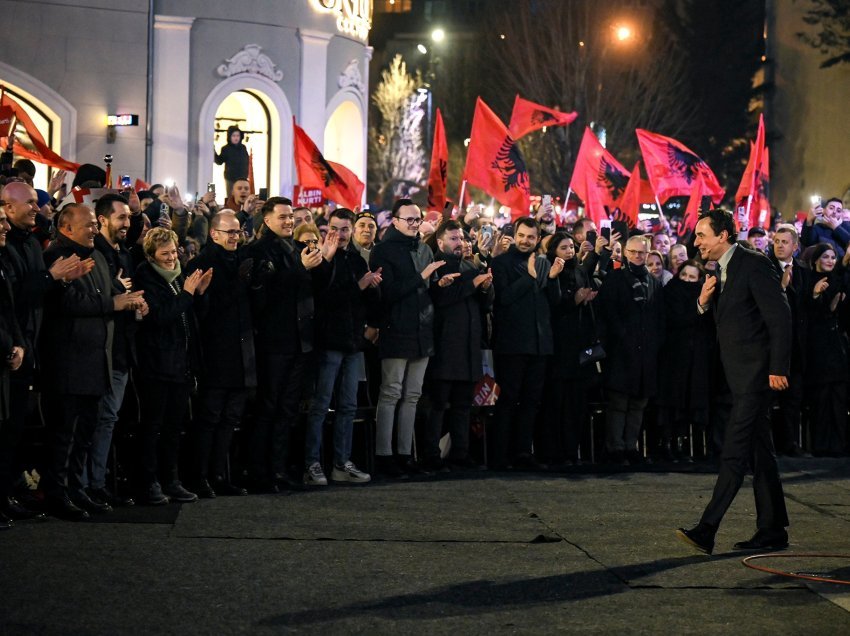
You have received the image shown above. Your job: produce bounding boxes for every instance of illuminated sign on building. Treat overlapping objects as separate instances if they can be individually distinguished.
[107,114,139,126]
[311,0,372,41]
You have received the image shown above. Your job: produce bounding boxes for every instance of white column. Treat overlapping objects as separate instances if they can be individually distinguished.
[361,46,373,187]
[151,15,195,188]
[297,29,333,150]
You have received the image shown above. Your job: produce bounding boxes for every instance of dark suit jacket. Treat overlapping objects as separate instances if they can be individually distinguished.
[712,245,792,395]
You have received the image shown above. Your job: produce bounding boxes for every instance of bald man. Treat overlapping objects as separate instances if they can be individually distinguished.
[39,204,144,520]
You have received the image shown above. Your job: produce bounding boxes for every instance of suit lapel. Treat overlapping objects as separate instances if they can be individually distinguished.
[717,247,743,316]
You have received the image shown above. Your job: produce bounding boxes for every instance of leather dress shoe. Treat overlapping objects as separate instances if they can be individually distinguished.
[162,481,198,503]
[676,523,716,555]
[2,497,46,521]
[0,510,13,529]
[733,529,789,552]
[70,491,112,514]
[512,453,549,471]
[212,478,247,496]
[273,472,298,490]
[193,479,217,499]
[87,487,135,508]
[45,495,90,521]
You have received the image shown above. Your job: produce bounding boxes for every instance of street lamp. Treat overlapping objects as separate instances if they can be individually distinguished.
[431,28,445,43]
[614,24,633,42]
[417,43,428,55]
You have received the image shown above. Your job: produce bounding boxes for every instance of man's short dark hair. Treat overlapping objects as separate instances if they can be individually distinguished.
[698,209,736,244]
[261,196,293,215]
[574,217,594,234]
[210,210,238,230]
[825,197,844,208]
[294,206,311,214]
[435,219,462,241]
[94,193,129,218]
[514,216,540,235]
[329,208,356,224]
[12,159,36,177]
[391,198,416,217]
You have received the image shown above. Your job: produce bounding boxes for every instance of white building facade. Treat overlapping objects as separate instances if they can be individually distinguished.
[0,0,372,199]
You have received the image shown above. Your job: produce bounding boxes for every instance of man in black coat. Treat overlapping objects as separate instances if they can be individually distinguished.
[244,197,323,490]
[598,235,665,465]
[768,225,809,457]
[41,204,144,519]
[369,199,443,476]
[678,209,792,555]
[186,211,256,497]
[490,216,562,470]
[302,208,380,486]
[0,183,93,522]
[423,220,493,471]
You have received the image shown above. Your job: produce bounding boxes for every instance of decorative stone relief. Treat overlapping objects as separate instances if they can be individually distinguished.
[217,44,283,81]
[338,59,365,94]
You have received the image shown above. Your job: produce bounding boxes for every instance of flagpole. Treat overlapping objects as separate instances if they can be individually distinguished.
[458,179,467,218]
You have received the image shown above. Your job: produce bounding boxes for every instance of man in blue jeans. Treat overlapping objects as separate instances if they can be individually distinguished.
[303,208,381,486]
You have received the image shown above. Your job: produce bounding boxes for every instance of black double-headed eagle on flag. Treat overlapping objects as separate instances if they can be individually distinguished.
[491,135,530,194]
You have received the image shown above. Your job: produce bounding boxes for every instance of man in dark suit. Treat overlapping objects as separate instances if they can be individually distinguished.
[677,209,792,555]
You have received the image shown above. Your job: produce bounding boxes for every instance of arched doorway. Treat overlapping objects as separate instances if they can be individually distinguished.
[0,62,77,191]
[212,90,271,198]
[323,96,365,181]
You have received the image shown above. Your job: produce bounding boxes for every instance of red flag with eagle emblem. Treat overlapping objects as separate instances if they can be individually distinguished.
[293,122,364,209]
[0,90,79,173]
[734,114,770,229]
[508,95,578,140]
[426,108,448,212]
[569,127,629,225]
[612,162,642,229]
[463,98,530,218]
[636,129,724,205]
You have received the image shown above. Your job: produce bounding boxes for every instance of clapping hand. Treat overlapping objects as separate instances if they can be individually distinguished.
[813,276,829,298]
[358,267,383,290]
[321,230,339,262]
[473,268,493,289]
[549,256,565,278]
[300,245,323,270]
[421,260,445,280]
[437,272,461,288]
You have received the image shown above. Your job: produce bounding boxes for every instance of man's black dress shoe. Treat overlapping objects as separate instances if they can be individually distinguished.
[0,510,13,529]
[733,529,788,551]
[512,454,548,471]
[45,495,90,521]
[70,491,112,514]
[193,479,217,499]
[2,497,46,521]
[676,523,715,555]
[212,478,247,496]
[87,488,135,508]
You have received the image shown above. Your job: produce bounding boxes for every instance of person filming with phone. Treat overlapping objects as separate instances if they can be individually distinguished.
[801,196,850,259]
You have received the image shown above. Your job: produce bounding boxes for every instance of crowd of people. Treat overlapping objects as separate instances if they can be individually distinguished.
[0,154,848,529]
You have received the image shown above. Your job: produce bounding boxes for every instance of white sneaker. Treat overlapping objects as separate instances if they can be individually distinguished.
[303,462,328,486]
[331,461,371,484]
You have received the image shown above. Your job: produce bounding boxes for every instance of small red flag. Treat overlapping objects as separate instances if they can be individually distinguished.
[613,162,642,229]
[508,95,578,140]
[569,128,629,225]
[734,115,770,230]
[753,146,770,228]
[636,129,724,205]
[0,91,79,173]
[426,108,448,212]
[134,178,151,193]
[293,122,364,209]
[678,175,705,238]
[463,98,530,219]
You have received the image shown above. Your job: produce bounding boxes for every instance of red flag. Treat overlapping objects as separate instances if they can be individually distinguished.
[463,98,530,218]
[293,122,364,209]
[636,129,724,205]
[753,146,770,228]
[734,115,765,205]
[508,95,578,140]
[0,91,79,173]
[134,178,151,192]
[569,128,629,225]
[678,175,705,238]
[426,108,448,212]
[612,162,642,229]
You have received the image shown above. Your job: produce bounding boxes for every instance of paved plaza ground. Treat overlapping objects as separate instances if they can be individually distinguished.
[1,458,849,635]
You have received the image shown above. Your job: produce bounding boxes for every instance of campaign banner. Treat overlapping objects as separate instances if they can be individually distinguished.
[292,186,325,207]
[0,106,14,138]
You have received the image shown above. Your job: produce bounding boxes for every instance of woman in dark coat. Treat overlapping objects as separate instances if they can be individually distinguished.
[656,260,715,461]
[134,228,212,504]
[540,232,600,465]
[804,243,848,456]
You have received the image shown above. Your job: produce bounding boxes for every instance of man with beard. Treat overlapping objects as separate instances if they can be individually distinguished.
[422,220,493,471]
[87,194,144,508]
[598,235,665,465]
[185,211,255,497]
[41,204,145,518]
[302,208,380,486]
[0,183,93,522]
[245,197,324,491]
[677,209,791,555]
[490,216,563,470]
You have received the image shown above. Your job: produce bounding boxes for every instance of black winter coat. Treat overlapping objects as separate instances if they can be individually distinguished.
[428,252,493,382]
[804,269,848,385]
[134,262,204,384]
[491,247,560,356]
[768,253,810,375]
[0,254,25,419]
[94,233,138,373]
[598,264,665,398]
[41,235,115,397]
[186,243,257,389]
[214,134,250,182]
[369,225,435,359]
[549,260,598,381]
[656,277,714,410]
[244,232,315,355]
[313,244,378,354]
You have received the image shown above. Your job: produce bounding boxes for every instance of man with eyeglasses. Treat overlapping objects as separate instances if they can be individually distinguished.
[369,198,444,477]
[302,207,381,486]
[598,234,665,466]
[244,197,325,492]
[184,211,255,497]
